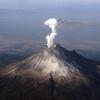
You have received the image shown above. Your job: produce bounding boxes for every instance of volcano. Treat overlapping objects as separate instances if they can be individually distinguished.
[0,44,100,100]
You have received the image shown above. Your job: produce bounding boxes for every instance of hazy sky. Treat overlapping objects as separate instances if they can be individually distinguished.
[0,0,100,9]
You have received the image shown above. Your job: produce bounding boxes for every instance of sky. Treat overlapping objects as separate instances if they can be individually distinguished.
[0,0,100,50]
[0,0,100,9]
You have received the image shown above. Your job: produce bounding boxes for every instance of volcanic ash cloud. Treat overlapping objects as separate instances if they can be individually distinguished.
[44,18,58,48]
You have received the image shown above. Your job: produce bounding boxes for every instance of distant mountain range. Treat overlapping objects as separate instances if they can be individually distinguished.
[77,50,100,61]
[0,43,100,69]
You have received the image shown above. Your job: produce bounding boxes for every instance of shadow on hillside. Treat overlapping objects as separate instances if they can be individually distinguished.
[0,75,100,100]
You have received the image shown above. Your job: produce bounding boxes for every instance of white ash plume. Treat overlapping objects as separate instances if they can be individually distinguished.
[44,18,58,48]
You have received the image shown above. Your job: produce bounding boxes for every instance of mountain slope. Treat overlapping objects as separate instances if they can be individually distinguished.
[0,44,100,100]
[1,44,100,83]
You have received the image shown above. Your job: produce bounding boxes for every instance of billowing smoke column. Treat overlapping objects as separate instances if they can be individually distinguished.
[44,18,58,48]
